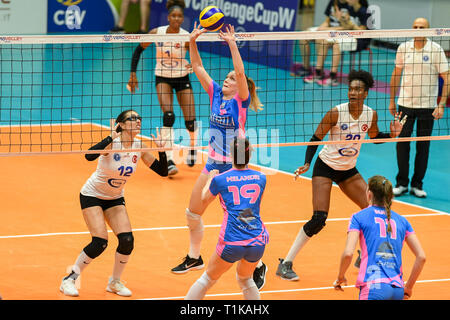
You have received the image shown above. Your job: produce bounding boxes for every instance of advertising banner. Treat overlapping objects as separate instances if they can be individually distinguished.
[149,0,300,70]
[0,0,47,34]
[47,0,117,33]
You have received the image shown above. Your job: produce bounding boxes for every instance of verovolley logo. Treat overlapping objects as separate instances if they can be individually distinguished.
[103,35,142,42]
[329,31,365,38]
[0,36,22,43]
[435,28,450,36]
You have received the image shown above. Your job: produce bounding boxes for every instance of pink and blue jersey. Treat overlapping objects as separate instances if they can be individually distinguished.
[207,80,250,163]
[209,168,269,249]
[348,205,415,291]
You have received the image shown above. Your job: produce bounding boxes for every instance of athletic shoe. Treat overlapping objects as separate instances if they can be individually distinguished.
[317,77,339,87]
[393,185,408,196]
[354,249,361,268]
[275,258,299,281]
[167,160,178,176]
[106,277,132,297]
[253,262,268,290]
[186,149,197,167]
[171,255,204,274]
[290,64,311,77]
[110,26,125,34]
[303,74,317,84]
[410,187,427,198]
[60,278,79,297]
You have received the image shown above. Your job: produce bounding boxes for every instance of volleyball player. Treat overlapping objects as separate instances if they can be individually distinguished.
[128,0,196,175]
[185,137,268,300]
[171,23,266,286]
[276,70,406,280]
[333,176,426,300]
[60,110,168,297]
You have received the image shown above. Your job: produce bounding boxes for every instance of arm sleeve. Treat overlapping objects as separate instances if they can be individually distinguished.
[348,214,361,233]
[131,44,144,72]
[304,135,321,164]
[149,152,168,177]
[85,136,113,161]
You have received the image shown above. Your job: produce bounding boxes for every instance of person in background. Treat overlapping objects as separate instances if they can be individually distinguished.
[110,0,152,34]
[389,17,448,198]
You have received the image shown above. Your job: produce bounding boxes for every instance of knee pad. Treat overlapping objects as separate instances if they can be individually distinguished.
[163,111,175,127]
[116,232,134,255]
[185,119,197,132]
[236,274,257,291]
[303,211,328,237]
[186,208,204,233]
[83,236,108,259]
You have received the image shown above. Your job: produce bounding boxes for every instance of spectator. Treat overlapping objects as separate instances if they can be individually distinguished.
[291,0,350,78]
[389,17,449,198]
[110,0,151,34]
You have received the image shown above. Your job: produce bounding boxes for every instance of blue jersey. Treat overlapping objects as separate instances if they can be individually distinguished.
[209,168,269,246]
[207,80,250,163]
[348,206,415,288]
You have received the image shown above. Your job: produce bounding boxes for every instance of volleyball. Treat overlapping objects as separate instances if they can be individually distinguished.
[199,6,224,32]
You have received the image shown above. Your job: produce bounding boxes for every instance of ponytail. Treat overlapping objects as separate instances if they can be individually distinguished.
[368,176,394,234]
[246,76,263,112]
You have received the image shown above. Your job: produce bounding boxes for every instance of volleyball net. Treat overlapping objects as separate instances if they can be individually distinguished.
[0,28,449,157]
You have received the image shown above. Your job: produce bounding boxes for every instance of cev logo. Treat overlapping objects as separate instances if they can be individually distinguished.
[54,0,86,30]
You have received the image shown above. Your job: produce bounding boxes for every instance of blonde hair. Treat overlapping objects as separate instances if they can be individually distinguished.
[246,76,263,112]
[368,175,394,233]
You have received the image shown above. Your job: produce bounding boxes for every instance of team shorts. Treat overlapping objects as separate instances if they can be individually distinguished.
[216,243,266,263]
[80,193,125,211]
[155,75,192,92]
[201,157,232,175]
[312,156,359,184]
[359,283,404,300]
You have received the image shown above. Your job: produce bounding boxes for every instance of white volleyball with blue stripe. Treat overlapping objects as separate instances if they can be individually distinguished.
[199,6,224,32]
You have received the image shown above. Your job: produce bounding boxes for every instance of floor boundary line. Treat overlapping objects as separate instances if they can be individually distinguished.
[0,212,446,240]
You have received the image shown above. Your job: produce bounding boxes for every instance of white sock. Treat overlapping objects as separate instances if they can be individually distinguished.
[237,275,260,300]
[186,208,204,259]
[161,126,174,161]
[256,260,263,268]
[72,251,93,276]
[112,252,130,280]
[185,272,216,300]
[284,228,311,263]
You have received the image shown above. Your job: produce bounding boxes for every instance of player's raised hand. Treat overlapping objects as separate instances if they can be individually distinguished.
[390,112,406,138]
[110,118,121,140]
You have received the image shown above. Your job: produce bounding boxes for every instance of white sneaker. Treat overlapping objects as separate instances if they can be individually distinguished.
[60,278,79,297]
[106,277,132,297]
[410,187,427,198]
[393,185,408,196]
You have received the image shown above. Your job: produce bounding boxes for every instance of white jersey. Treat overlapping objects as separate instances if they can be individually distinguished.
[395,39,449,109]
[80,137,143,200]
[154,26,190,78]
[319,103,374,171]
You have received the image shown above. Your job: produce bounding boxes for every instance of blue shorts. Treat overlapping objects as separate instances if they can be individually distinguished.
[217,244,265,263]
[359,283,404,300]
[202,158,232,175]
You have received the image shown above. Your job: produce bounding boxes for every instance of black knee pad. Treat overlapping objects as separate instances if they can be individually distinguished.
[116,232,134,255]
[83,237,108,259]
[185,119,197,132]
[163,111,175,127]
[303,211,328,237]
